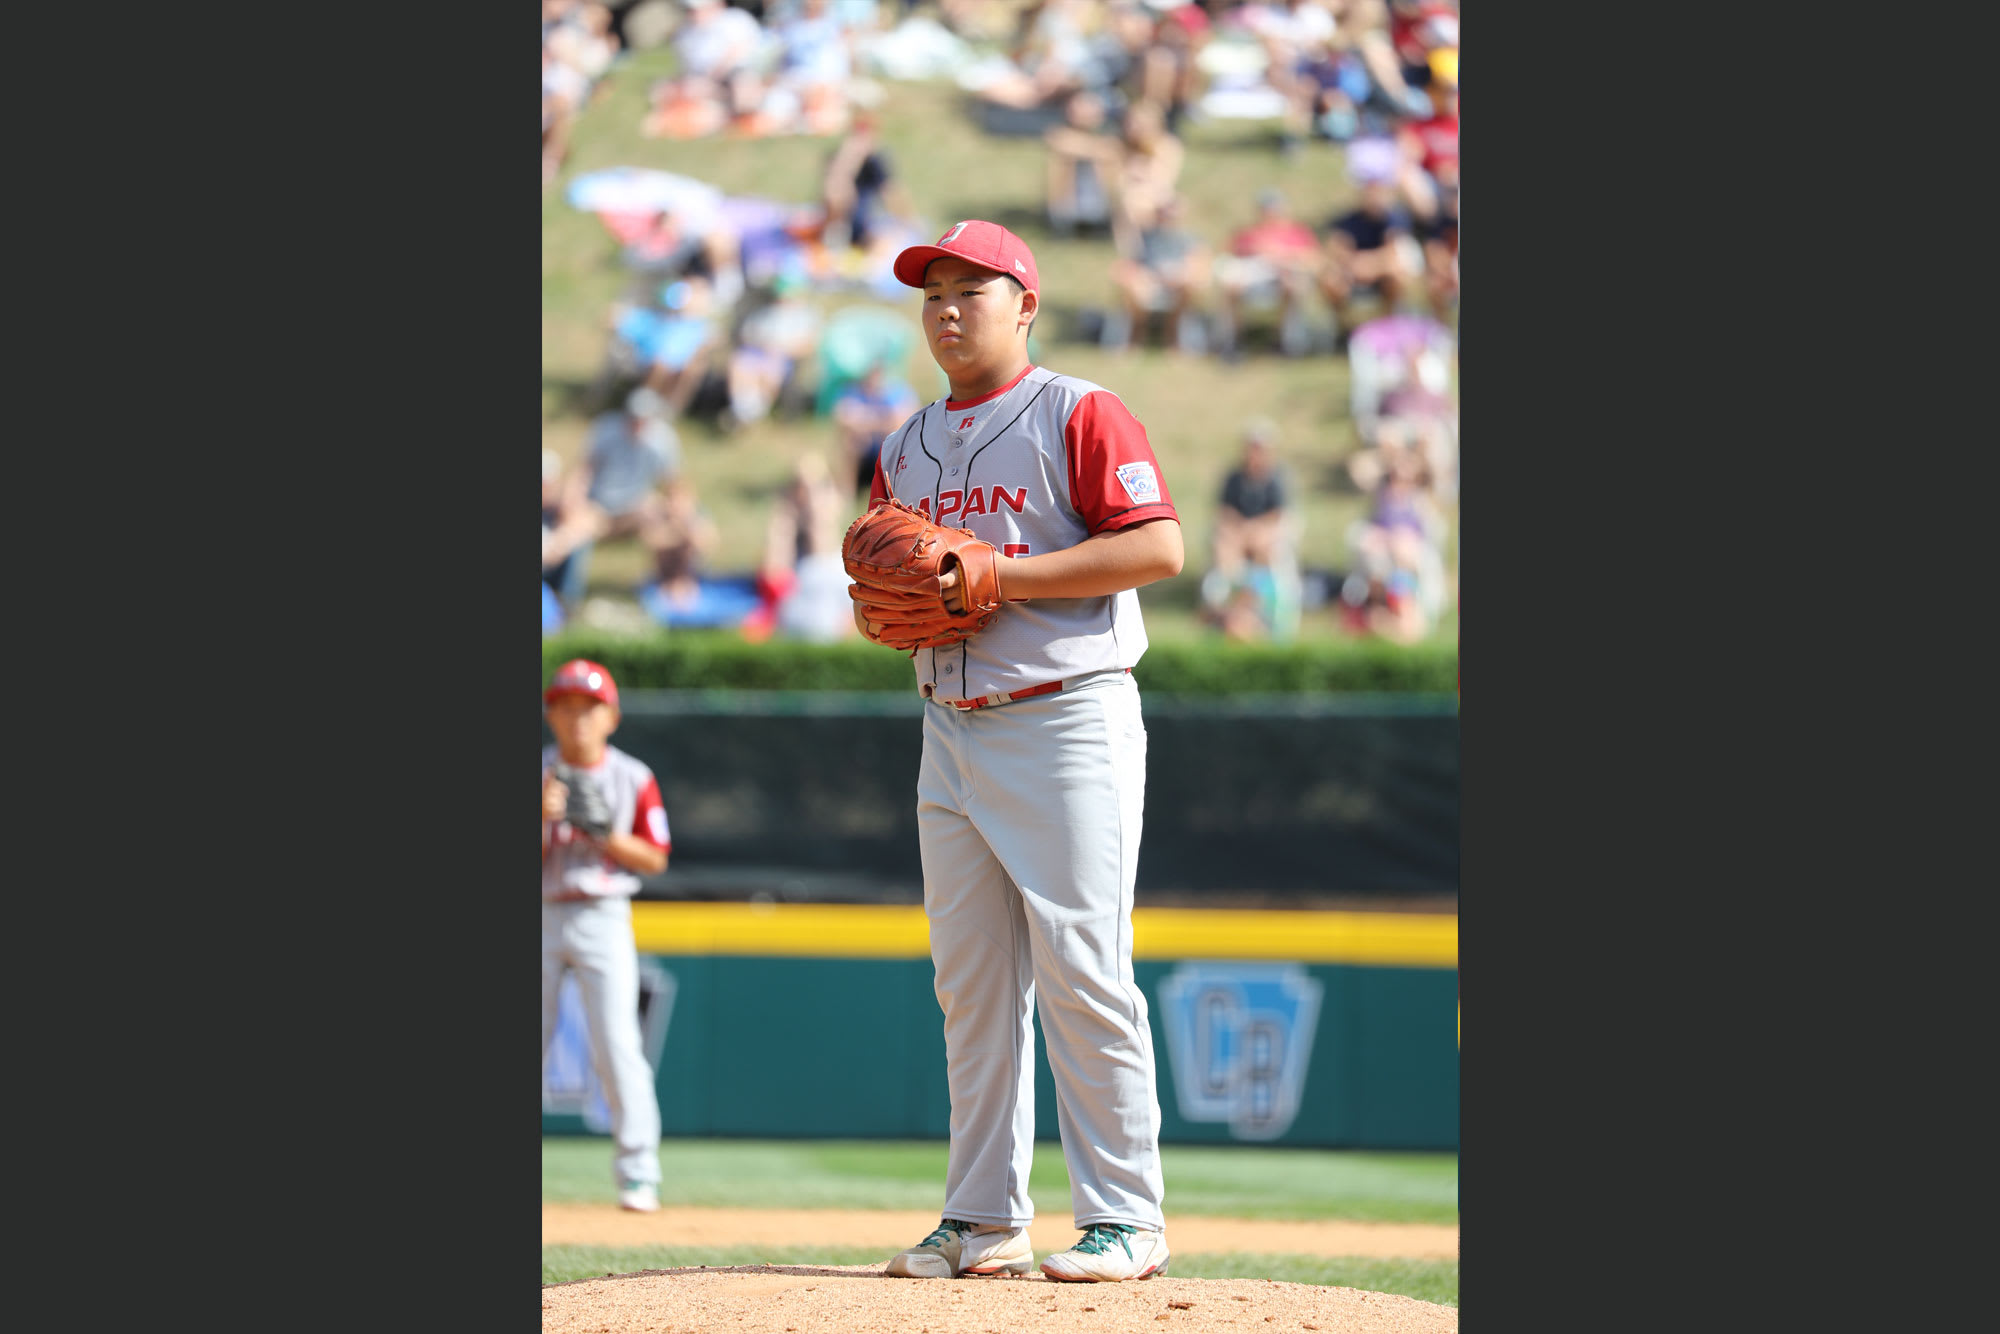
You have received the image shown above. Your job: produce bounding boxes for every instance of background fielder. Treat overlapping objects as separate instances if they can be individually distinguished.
[857,220,1185,1284]
[540,658,672,1213]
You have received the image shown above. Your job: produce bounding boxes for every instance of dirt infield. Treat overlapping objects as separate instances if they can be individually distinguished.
[541,1264,1459,1334]
[543,1207,1458,1332]
[542,1204,1460,1260]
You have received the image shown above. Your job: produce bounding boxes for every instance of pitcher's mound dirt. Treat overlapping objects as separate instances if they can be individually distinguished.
[541,1264,1457,1334]
[542,1205,1459,1260]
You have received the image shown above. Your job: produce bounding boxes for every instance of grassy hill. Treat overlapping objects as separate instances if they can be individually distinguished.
[542,44,1458,643]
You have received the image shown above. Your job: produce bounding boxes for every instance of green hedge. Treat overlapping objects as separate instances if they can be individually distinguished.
[543,630,1456,694]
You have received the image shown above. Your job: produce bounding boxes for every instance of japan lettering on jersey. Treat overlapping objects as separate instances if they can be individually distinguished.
[868,365,1178,700]
[540,744,672,900]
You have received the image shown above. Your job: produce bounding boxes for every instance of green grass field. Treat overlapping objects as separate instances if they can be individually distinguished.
[543,47,1457,644]
[542,1137,1459,1303]
[544,1137,1458,1221]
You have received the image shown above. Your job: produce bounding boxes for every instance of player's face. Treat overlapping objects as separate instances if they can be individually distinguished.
[547,693,618,755]
[921,257,1032,376]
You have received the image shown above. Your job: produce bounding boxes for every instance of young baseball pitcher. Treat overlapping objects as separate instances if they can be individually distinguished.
[844,220,1184,1283]
[540,658,672,1213]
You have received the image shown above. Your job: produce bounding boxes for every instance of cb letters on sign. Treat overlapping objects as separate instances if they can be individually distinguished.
[1157,962,1324,1141]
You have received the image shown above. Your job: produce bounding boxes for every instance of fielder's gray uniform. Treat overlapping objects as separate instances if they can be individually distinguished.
[869,364,1177,1230]
[541,744,671,1188]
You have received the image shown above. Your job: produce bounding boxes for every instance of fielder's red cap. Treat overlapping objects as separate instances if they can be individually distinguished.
[893,220,1039,295]
[545,658,619,710]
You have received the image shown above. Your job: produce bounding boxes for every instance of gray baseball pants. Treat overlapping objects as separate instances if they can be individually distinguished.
[541,897,662,1188]
[917,668,1166,1231]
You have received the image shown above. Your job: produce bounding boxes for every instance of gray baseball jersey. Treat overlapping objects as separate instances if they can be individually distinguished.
[541,743,670,1190]
[870,365,1179,702]
[540,744,672,900]
[869,362,1175,1234]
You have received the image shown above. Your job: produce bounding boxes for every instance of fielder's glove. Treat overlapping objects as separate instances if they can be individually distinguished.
[551,762,614,840]
[842,499,1004,651]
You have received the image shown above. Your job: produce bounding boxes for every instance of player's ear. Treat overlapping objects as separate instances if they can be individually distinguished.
[1017,287,1038,330]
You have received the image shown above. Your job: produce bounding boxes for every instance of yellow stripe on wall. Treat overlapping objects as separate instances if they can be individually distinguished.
[630,902,1456,967]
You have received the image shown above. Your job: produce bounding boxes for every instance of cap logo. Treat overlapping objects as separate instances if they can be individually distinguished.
[940,221,969,244]
[1014,259,1026,273]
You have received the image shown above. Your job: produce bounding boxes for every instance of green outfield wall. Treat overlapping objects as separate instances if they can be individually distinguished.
[543,691,1460,904]
[542,905,1458,1150]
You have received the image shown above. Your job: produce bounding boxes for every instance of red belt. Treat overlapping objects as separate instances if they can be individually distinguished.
[939,668,1129,711]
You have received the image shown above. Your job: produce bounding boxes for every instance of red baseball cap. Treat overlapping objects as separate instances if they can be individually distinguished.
[893,220,1039,295]
[545,658,619,710]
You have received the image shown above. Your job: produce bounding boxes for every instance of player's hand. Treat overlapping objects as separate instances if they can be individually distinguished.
[939,566,964,614]
[542,776,570,824]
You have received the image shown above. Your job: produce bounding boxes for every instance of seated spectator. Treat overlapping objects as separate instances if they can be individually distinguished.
[744,452,858,642]
[1335,0,1428,127]
[1397,73,1459,322]
[1339,469,1447,644]
[1399,71,1458,203]
[1105,192,1211,354]
[1388,0,1457,93]
[723,270,823,430]
[1340,445,1449,641]
[542,43,592,186]
[558,389,683,605]
[1211,187,1322,359]
[1094,1,1163,109]
[820,114,914,254]
[1319,176,1418,340]
[620,277,723,416]
[542,447,599,615]
[1366,448,1447,547]
[1134,0,1211,135]
[650,0,769,137]
[1107,99,1186,256]
[833,361,921,496]
[639,475,722,613]
[1042,96,1184,253]
[975,0,1109,111]
[1245,0,1339,154]
[1343,413,1454,502]
[764,0,857,135]
[1338,530,1431,642]
[547,3,621,84]
[1043,90,1120,237]
[1200,420,1303,640]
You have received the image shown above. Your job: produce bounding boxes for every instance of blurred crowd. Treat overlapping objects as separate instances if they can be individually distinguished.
[543,3,625,185]
[543,0,1458,647]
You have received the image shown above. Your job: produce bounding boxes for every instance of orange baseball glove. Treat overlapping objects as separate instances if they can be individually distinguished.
[842,499,1005,651]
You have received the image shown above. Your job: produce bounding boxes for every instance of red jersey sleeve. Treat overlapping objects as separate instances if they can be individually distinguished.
[631,772,671,852]
[868,452,889,506]
[1064,391,1178,533]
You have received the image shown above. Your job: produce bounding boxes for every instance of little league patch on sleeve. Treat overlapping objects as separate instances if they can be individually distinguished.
[1115,462,1161,505]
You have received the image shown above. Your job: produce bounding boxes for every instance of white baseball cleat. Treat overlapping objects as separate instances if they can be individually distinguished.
[616,1182,660,1213]
[1038,1224,1170,1282]
[884,1218,1034,1278]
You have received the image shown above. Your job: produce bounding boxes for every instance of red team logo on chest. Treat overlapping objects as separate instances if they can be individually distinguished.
[959,416,976,430]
